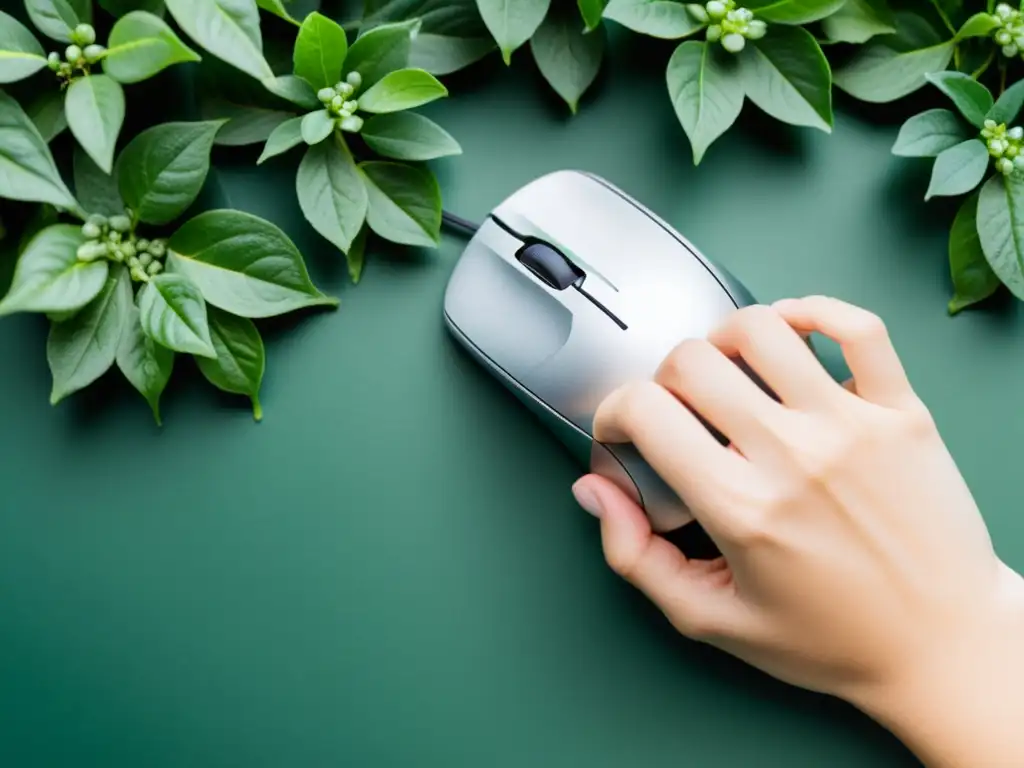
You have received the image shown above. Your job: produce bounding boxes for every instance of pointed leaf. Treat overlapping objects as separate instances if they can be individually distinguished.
[360,160,441,247]
[925,71,993,128]
[360,112,462,161]
[257,115,303,164]
[821,0,895,43]
[301,109,334,144]
[925,139,988,200]
[955,12,999,41]
[25,89,67,143]
[978,173,1024,300]
[344,18,420,88]
[947,189,999,313]
[25,0,90,42]
[987,79,1024,125]
[296,133,368,253]
[530,6,605,114]
[117,302,175,424]
[65,74,126,174]
[256,0,298,23]
[164,0,273,80]
[603,0,703,38]
[0,10,47,83]
[103,10,201,84]
[195,306,265,420]
[477,0,551,63]
[408,33,494,75]
[74,147,125,217]
[892,108,970,156]
[579,0,609,30]
[833,41,954,103]
[0,90,77,208]
[293,11,347,90]
[357,67,448,113]
[138,272,216,357]
[262,74,320,109]
[744,0,846,25]
[347,225,367,283]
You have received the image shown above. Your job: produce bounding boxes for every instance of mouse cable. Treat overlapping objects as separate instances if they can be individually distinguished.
[441,210,481,238]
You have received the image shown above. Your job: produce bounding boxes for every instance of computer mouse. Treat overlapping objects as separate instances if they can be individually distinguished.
[442,169,765,552]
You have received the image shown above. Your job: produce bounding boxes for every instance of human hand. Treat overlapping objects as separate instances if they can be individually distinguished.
[572,296,1024,767]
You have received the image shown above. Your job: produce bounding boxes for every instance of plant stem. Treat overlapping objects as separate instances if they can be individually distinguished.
[929,0,958,35]
[972,49,996,79]
[954,44,962,71]
[989,0,996,12]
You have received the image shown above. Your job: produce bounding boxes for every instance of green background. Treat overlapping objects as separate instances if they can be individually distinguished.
[1,24,1021,768]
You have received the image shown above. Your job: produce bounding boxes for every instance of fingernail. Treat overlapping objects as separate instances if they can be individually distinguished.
[572,480,603,518]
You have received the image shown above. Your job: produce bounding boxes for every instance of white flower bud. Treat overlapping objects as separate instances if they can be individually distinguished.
[706,23,722,40]
[1010,126,1023,140]
[746,19,766,38]
[1004,43,1019,57]
[74,24,95,45]
[343,100,358,113]
[83,44,105,63]
[997,29,1012,45]
[331,95,343,111]
[339,115,364,133]
[722,32,746,52]
[338,82,354,97]
[81,221,101,239]
[346,71,362,88]
[109,214,131,233]
[997,3,1013,18]
[47,52,60,70]
[686,4,710,21]
[65,44,82,62]
[706,0,727,18]
[737,7,753,21]
[147,261,163,276]
[138,251,153,267]
[1008,144,1020,158]
[317,87,334,103]
[1000,157,1014,174]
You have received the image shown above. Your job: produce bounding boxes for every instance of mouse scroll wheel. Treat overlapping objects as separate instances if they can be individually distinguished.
[516,243,584,290]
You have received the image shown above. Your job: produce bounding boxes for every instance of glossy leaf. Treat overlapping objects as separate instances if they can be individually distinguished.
[744,0,846,25]
[924,139,988,201]
[164,0,273,80]
[360,112,462,160]
[98,0,166,16]
[978,173,1024,301]
[925,71,992,129]
[530,7,605,114]
[360,160,441,247]
[257,115,303,164]
[955,12,999,41]
[0,90,78,209]
[117,303,175,424]
[293,11,347,90]
[408,33,494,75]
[891,108,969,156]
[603,0,703,38]
[25,89,67,143]
[297,134,368,253]
[25,0,90,42]
[948,190,999,314]
[65,75,126,174]
[195,306,265,421]
[344,18,420,87]
[740,26,832,133]
[138,272,216,357]
[116,119,224,225]
[301,109,334,144]
[256,0,297,23]
[103,10,200,84]
[167,209,339,317]
[357,67,448,113]
[347,225,367,284]
[0,10,47,83]
[262,74,320,109]
[821,0,894,43]
[987,79,1024,125]
[201,98,292,146]
[0,224,106,315]
[833,41,954,103]
[47,264,131,405]
[579,0,609,30]
[477,0,551,63]
[73,147,125,216]
[667,40,744,164]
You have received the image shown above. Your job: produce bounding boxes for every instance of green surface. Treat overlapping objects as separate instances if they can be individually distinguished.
[2,29,1023,768]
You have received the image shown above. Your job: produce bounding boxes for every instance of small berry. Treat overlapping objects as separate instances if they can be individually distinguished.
[722,32,746,52]
[687,4,710,21]
[65,44,82,62]
[346,71,362,88]
[317,87,334,103]
[81,221,101,239]
[47,52,60,70]
[73,23,96,46]
[83,44,105,63]
[707,23,722,40]
[339,115,364,133]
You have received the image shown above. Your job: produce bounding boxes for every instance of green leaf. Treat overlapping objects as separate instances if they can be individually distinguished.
[25,89,67,143]
[986,79,1024,125]
[257,115,303,164]
[0,90,77,209]
[47,264,130,405]
[477,0,551,63]
[99,0,166,17]
[18,203,59,253]
[0,10,47,83]
[256,0,298,23]
[262,74,320,109]
[195,306,265,420]
[0,223,107,315]
[359,160,441,247]
[602,0,703,39]
[978,173,1024,301]
[116,119,223,225]
[891,108,969,156]
[301,109,334,144]
[947,189,999,314]
[925,71,992,129]
[166,209,340,317]
[164,0,273,80]
[73,146,125,216]
[293,10,347,90]
[296,133,368,253]
[117,302,175,424]
[65,74,125,174]
[820,0,895,43]
[357,67,448,113]
[833,40,954,103]
[138,272,216,357]
[408,33,494,75]
[530,6,605,114]
[955,12,999,41]
[924,139,988,200]
[347,224,367,283]
[744,0,846,25]
[740,26,832,133]
[360,112,462,160]
[103,10,201,84]
[25,0,89,42]
[345,18,420,88]
[200,98,292,146]
[666,40,743,164]
[579,0,609,30]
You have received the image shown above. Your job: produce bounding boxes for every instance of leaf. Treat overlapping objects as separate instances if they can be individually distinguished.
[833,40,954,103]
[296,133,368,253]
[0,223,107,315]
[25,0,89,42]
[924,139,989,200]
[65,74,126,174]
[602,0,704,39]
[978,173,1024,300]
[99,0,166,17]
[408,33,494,75]
[476,0,551,63]
[578,0,609,30]
[360,112,462,160]
[744,0,846,25]
[666,40,744,164]
[359,160,441,247]
[257,115,303,164]
[262,74,320,109]
[117,302,175,424]
[200,98,292,146]
[820,0,895,43]
[166,209,340,317]
[164,0,273,80]
[301,109,334,144]
[25,89,67,143]
[116,119,223,225]
[925,71,993,129]
[987,79,1024,126]
[138,272,216,357]
[256,0,297,23]
[345,18,420,88]
[73,146,125,216]
[293,10,347,90]
[358,67,448,113]
[955,12,999,41]
[740,25,831,133]
[103,10,201,84]
[47,264,131,405]
[347,225,367,283]
[0,10,47,83]
[947,189,999,314]
[360,3,492,75]
[891,108,970,156]
[530,6,605,114]
[0,90,78,208]
[195,306,265,420]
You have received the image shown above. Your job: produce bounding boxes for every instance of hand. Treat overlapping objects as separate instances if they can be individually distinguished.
[571,296,1024,768]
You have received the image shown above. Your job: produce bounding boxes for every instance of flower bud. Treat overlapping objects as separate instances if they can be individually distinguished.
[76,242,101,261]
[87,213,107,227]
[999,157,1014,174]
[706,23,722,40]
[339,82,354,97]
[83,44,105,63]
[737,7,753,21]
[722,32,746,52]
[1004,43,1019,57]
[343,100,358,113]
[136,238,150,252]
[109,246,124,263]
[147,261,163,276]
[138,251,153,267]
[73,23,95,45]
[997,29,1012,45]
[346,71,362,88]
[686,4,710,21]
[331,95,344,111]
[108,230,122,244]
[985,119,998,130]
[130,267,147,282]
[339,115,364,133]
[120,241,136,259]
[747,19,766,38]
[706,0,726,18]
[128,256,141,270]
[109,214,131,232]
[1015,155,1024,169]
[65,44,82,62]
[47,52,60,70]
[148,240,166,258]
[1010,126,1023,140]
[82,221,101,239]
[317,87,334,103]
[1008,144,1019,158]
[997,3,1013,18]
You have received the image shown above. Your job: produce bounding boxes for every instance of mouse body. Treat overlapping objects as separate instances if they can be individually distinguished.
[443,170,757,535]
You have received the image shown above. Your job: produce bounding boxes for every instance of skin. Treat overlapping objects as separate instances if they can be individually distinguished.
[571,296,1024,768]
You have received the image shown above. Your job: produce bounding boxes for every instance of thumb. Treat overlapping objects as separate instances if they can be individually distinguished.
[573,474,745,642]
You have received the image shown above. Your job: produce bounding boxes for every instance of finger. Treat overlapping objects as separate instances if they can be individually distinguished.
[771,296,914,407]
[707,305,844,409]
[573,474,746,641]
[654,338,787,459]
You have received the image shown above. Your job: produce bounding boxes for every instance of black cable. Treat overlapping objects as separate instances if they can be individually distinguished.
[442,210,481,238]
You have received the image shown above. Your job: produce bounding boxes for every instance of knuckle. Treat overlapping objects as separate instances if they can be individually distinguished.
[659,338,710,380]
[616,380,663,426]
[849,313,888,345]
[726,508,775,547]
